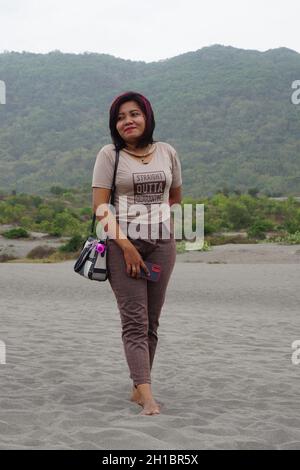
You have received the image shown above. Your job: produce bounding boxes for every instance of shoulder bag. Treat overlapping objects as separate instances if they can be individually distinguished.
[73,147,120,281]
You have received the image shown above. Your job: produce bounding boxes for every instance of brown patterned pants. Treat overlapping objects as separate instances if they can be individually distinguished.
[107,222,176,386]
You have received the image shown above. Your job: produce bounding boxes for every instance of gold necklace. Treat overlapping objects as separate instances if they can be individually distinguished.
[123,144,156,163]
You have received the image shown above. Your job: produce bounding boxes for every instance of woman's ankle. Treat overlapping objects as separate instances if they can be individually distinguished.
[135,383,153,401]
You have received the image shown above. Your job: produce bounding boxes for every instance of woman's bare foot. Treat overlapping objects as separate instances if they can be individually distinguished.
[130,386,143,406]
[130,383,161,415]
[140,399,160,416]
[130,386,163,410]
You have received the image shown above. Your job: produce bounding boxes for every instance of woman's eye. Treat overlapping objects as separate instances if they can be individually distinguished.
[117,112,140,120]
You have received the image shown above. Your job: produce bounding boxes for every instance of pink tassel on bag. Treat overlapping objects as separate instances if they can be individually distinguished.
[96,242,106,254]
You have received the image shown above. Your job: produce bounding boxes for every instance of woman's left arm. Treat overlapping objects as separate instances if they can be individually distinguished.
[169,145,182,206]
[169,185,182,206]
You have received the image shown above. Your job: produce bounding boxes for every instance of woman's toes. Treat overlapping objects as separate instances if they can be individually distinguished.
[139,401,161,415]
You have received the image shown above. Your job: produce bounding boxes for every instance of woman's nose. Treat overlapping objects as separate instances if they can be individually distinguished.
[124,115,133,125]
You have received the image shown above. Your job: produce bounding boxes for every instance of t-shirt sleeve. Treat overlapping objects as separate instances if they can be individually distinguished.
[170,147,182,188]
[92,146,115,189]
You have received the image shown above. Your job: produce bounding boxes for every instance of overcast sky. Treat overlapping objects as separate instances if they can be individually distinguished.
[0,0,299,62]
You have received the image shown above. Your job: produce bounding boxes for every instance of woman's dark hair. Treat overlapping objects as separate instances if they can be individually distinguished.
[109,91,155,149]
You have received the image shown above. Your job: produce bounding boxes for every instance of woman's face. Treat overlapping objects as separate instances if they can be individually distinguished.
[116,100,146,145]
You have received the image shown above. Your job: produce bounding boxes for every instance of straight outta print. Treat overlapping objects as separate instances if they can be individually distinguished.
[133,171,166,204]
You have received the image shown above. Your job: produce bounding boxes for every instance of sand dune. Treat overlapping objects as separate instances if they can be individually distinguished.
[0,253,300,449]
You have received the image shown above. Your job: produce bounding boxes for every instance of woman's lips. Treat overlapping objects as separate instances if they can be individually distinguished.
[125,127,136,132]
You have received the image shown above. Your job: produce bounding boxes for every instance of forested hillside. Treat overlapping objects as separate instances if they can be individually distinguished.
[0,45,300,196]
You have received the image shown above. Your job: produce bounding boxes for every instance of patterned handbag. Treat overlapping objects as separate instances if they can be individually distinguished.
[73,147,120,281]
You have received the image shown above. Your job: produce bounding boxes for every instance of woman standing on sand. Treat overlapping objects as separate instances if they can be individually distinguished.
[92,91,182,415]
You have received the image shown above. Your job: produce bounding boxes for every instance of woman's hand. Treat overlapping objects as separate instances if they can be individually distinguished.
[123,243,150,279]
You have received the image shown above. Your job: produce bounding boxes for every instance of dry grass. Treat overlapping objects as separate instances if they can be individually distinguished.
[26,245,56,259]
[206,234,258,245]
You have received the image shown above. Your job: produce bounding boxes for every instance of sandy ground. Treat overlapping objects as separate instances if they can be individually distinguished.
[176,243,300,264]
[0,250,300,449]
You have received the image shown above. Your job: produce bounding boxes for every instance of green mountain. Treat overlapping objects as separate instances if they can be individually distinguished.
[0,45,300,197]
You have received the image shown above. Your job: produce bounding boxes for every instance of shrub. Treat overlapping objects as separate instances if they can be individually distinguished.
[19,216,32,229]
[48,227,63,237]
[51,211,82,236]
[35,206,55,223]
[204,222,217,235]
[176,240,211,252]
[247,219,274,239]
[80,207,92,216]
[50,185,67,195]
[176,241,186,253]
[283,218,300,234]
[225,200,252,229]
[267,231,300,245]
[2,227,29,239]
[0,254,17,262]
[59,234,84,252]
[247,187,260,197]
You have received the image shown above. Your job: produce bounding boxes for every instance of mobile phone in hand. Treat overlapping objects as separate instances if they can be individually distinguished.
[140,261,162,282]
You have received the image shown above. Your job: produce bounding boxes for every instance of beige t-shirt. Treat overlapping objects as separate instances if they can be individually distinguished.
[92,141,182,225]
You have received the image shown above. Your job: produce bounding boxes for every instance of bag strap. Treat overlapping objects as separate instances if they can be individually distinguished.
[90,147,120,235]
[110,147,120,208]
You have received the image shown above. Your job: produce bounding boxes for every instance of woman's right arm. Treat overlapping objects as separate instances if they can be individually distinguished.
[92,188,150,278]
[92,187,131,250]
